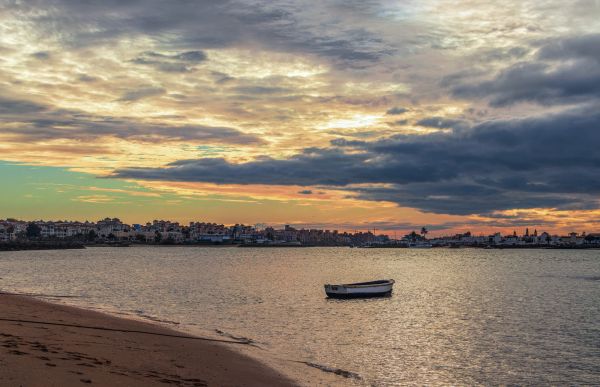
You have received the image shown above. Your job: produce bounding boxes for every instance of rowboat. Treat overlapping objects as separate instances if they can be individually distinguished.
[324,279,395,299]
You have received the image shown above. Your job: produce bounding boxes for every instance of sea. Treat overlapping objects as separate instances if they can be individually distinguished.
[0,246,598,385]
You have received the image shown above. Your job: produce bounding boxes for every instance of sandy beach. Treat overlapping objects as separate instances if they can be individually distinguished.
[0,292,299,387]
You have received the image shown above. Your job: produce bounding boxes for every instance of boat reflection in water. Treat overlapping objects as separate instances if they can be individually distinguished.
[324,279,394,299]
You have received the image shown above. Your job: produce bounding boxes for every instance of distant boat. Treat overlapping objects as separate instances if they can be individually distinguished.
[324,279,395,299]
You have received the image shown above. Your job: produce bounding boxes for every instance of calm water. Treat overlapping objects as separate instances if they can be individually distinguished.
[0,246,599,385]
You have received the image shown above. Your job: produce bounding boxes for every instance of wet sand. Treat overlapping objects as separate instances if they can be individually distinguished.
[0,292,298,386]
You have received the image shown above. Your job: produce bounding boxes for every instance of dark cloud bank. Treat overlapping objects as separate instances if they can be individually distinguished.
[448,33,600,106]
[113,105,600,215]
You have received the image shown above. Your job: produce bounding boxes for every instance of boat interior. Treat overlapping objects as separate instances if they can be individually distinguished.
[339,279,394,287]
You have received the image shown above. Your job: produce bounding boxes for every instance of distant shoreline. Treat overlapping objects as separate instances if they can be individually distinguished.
[3,242,600,252]
[0,241,86,252]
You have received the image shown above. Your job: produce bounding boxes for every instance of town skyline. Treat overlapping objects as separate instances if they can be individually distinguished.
[1,216,596,240]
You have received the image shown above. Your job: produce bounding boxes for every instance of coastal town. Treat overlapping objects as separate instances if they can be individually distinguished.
[1,218,599,249]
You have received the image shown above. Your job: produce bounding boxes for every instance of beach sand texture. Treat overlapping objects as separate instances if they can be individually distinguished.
[0,293,298,387]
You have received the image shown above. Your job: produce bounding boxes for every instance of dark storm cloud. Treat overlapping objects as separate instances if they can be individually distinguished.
[114,148,381,186]
[449,34,600,106]
[350,184,572,215]
[10,0,392,68]
[112,105,600,215]
[537,33,600,63]
[451,62,600,106]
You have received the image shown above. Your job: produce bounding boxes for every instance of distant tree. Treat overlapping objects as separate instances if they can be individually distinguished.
[420,227,428,238]
[408,230,419,241]
[26,223,42,239]
[154,231,162,243]
[135,234,146,242]
[6,225,15,234]
[107,232,116,241]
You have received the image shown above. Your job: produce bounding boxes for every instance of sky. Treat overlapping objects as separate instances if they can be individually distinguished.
[1,0,600,235]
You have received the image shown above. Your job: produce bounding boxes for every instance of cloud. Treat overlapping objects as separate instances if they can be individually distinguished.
[386,107,408,115]
[31,51,51,60]
[448,34,600,106]
[451,62,600,107]
[9,1,395,68]
[77,74,98,82]
[0,96,47,114]
[416,117,464,129]
[389,119,408,126]
[298,190,313,195]
[131,50,207,73]
[112,105,600,215]
[480,46,529,62]
[0,99,263,145]
[117,87,166,102]
[232,86,290,95]
[537,33,600,63]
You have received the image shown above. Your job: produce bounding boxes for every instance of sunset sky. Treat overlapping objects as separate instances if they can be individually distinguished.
[1,1,600,235]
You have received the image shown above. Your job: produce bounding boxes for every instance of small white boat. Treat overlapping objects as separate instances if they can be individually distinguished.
[324,279,395,299]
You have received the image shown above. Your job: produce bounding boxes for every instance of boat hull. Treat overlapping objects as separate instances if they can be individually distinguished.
[324,279,394,299]
[325,290,392,299]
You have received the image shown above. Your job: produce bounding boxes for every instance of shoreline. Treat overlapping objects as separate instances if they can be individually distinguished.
[3,242,600,252]
[0,292,320,386]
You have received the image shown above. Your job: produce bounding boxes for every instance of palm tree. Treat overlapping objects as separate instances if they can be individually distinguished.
[420,227,428,239]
